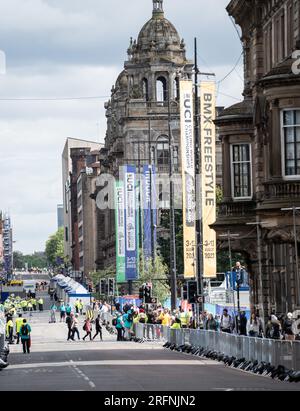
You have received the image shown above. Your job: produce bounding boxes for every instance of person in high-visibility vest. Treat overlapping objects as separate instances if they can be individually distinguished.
[21,300,28,312]
[75,299,80,314]
[38,298,44,312]
[15,314,24,344]
[31,298,37,311]
[171,318,181,330]
[179,308,189,329]
[78,300,84,315]
[6,317,14,344]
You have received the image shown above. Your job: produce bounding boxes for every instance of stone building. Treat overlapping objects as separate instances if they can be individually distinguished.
[214,0,300,319]
[95,0,194,270]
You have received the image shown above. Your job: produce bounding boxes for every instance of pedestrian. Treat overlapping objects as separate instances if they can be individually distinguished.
[283,313,296,341]
[239,311,248,336]
[79,300,84,316]
[82,319,92,341]
[115,312,124,341]
[179,307,189,329]
[38,297,44,312]
[247,313,260,338]
[49,303,57,323]
[66,313,74,341]
[65,303,72,316]
[6,316,14,345]
[15,314,24,344]
[60,303,66,322]
[206,313,218,331]
[171,318,181,329]
[20,319,31,354]
[123,307,134,340]
[93,315,103,341]
[75,299,80,314]
[71,314,80,341]
[220,309,233,334]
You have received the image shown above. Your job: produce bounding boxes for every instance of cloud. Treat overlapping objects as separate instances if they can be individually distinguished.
[0,0,244,254]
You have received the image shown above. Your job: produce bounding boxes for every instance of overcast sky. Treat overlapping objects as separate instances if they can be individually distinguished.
[0,0,243,254]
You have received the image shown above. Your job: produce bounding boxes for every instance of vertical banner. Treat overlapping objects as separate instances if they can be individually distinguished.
[180,80,196,279]
[142,165,152,261]
[200,81,217,278]
[124,165,138,280]
[115,181,125,283]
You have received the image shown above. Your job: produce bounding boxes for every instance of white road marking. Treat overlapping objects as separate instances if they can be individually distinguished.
[6,359,221,370]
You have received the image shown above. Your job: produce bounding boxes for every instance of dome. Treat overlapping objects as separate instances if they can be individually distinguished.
[128,0,186,64]
[137,16,181,53]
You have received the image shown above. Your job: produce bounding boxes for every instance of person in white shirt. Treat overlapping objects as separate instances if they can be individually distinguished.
[247,313,260,338]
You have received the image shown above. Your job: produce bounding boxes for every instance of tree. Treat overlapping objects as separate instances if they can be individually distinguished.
[158,209,184,276]
[45,227,65,267]
[138,254,170,304]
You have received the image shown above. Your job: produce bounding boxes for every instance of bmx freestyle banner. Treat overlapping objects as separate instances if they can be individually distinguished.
[180,79,196,279]
[200,81,217,278]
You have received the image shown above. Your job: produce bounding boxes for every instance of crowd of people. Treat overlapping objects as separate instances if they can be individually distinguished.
[111,303,300,342]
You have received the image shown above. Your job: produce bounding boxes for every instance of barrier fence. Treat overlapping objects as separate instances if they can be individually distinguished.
[133,324,300,371]
[0,312,5,352]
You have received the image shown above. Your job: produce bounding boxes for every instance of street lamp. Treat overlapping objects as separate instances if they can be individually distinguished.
[281,207,300,306]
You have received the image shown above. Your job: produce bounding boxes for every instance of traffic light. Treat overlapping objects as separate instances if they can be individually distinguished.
[108,278,115,296]
[144,284,152,304]
[100,279,106,295]
[187,281,197,304]
[139,286,144,300]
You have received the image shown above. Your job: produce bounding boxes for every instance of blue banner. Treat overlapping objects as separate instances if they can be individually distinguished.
[124,165,138,280]
[226,270,249,292]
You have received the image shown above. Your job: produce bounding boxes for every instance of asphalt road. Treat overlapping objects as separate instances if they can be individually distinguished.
[1,346,299,391]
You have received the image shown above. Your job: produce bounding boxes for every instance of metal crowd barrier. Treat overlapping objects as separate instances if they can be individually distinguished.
[133,323,170,342]
[167,328,300,371]
[0,313,5,352]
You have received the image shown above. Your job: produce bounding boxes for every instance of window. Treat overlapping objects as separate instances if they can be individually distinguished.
[156,77,167,102]
[231,144,252,199]
[156,136,169,172]
[173,146,179,172]
[173,78,179,101]
[282,110,300,177]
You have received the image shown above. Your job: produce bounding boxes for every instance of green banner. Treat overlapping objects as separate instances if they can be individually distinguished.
[115,181,125,283]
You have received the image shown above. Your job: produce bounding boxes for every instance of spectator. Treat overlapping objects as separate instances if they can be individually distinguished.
[115,312,124,341]
[66,313,74,341]
[247,313,260,338]
[60,303,66,323]
[93,315,103,341]
[206,313,218,331]
[171,318,181,330]
[283,313,296,341]
[239,311,248,336]
[20,319,31,354]
[220,309,233,334]
[71,314,80,341]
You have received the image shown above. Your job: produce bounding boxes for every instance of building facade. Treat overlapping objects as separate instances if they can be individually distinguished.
[62,138,103,267]
[95,0,194,271]
[215,0,300,319]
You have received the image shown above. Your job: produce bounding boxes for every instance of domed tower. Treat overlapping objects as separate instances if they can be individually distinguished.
[98,0,193,269]
[103,0,193,176]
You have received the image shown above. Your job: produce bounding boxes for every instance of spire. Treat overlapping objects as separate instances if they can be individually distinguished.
[153,0,164,18]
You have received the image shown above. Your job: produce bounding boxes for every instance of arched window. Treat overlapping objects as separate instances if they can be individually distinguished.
[142,78,149,101]
[156,76,167,102]
[156,136,169,172]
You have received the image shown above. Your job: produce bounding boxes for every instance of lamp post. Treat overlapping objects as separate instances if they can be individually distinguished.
[281,207,300,306]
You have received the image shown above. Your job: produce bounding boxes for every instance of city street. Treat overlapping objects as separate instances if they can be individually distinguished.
[1,307,299,391]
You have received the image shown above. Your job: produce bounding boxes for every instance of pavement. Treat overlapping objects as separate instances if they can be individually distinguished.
[1,280,300,391]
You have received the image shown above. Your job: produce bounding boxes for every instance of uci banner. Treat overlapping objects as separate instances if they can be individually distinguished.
[200,81,217,278]
[114,180,125,283]
[142,165,157,261]
[180,80,196,279]
[124,165,139,280]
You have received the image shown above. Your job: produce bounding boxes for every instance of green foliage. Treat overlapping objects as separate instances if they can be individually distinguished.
[138,253,170,304]
[13,251,48,269]
[90,265,115,287]
[158,210,184,276]
[45,227,65,267]
[217,250,244,273]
